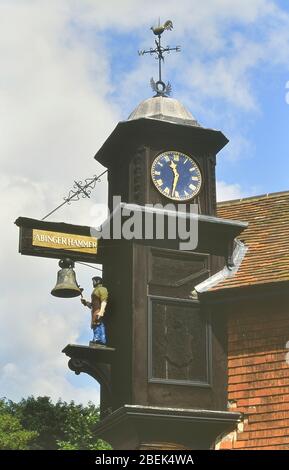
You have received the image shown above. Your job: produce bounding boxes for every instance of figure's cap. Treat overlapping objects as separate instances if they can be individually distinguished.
[92,276,103,284]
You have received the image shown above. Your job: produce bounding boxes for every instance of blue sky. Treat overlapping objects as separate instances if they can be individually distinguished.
[76,0,289,200]
[101,10,289,198]
[1,0,289,405]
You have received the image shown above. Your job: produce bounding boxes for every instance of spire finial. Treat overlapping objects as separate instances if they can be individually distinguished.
[138,19,181,97]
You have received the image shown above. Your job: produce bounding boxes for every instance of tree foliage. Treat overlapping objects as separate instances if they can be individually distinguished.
[0,401,38,450]
[0,397,111,450]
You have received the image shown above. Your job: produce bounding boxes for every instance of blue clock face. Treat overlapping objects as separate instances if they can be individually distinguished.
[151,151,202,201]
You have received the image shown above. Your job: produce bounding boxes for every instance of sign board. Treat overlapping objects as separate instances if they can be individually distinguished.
[32,229,97,254]
[15,217,99,263]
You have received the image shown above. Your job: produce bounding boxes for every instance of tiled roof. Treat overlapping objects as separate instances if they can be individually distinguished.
[214,191,289,290]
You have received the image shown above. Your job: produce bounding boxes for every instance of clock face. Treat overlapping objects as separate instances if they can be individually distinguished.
[151,151,202,201]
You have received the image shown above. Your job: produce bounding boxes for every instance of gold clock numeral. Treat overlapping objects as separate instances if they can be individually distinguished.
[164,187,170,195]
[189,167,196,172]
[183,158,188,164]
[156,179,163,186]
[164,156,170,162]
[154,171,161,176]
[191,176,199,181]
[189,184,196,190]
[158,162,163,167]
[175,191,180,199]
[184,190,189,197]
[174,154,179,162]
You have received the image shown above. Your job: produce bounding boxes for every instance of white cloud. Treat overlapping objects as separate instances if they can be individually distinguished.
[1,0,289,405]
[216,181,245,201]
[0,1,119,184]
[0,0,113,404]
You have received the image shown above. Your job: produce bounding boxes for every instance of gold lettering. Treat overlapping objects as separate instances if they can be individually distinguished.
[32,229,98,254]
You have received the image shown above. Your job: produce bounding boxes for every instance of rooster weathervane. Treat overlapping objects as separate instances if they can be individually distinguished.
[138,19,180,97]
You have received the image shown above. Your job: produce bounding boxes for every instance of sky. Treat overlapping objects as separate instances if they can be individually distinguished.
[1,0,289,405]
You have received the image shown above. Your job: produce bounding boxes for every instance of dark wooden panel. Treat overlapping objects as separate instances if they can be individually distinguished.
[102,241,134,410]
[149,248,209,288]
[129,145,148,205]
[131,243,228,410]
[132,241,149,405]
[149,297,210,385]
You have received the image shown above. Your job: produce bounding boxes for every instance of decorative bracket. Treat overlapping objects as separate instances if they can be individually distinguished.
[63,344,116,418]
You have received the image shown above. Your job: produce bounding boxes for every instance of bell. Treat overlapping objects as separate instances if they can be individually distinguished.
[51,258,82,298]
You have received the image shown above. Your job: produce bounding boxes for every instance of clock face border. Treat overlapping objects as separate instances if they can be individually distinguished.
[151,150,203,202]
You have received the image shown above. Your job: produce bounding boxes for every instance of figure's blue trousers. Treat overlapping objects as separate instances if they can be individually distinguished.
[92,322,106,344]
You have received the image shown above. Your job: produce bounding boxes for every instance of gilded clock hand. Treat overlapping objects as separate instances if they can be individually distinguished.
[172,172,179,198]
[169,161,179,197]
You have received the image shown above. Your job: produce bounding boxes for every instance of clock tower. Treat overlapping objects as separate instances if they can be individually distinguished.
[64,22,245,450]
[96,94,228,216]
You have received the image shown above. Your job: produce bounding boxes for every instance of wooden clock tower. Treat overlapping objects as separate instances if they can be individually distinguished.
[98,97,227,216]
[63,24,246,450]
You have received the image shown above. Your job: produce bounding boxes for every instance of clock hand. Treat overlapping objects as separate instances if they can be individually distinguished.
[172,172,179,197]
[169,161,179,197]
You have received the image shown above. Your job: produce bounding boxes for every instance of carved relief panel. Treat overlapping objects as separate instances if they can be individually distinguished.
[148,297,211,386]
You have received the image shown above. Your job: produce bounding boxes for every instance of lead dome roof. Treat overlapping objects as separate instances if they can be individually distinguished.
[127,96,200,127]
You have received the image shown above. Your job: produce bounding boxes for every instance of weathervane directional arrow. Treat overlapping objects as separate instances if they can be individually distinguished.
[138,19,181,96]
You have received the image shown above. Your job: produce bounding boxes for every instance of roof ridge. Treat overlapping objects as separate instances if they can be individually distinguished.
[217,189,289,206]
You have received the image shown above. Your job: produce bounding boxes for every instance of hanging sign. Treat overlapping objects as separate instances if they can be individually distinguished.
[15,217,98,263]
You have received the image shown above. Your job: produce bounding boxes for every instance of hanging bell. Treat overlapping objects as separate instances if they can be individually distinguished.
[51,258,82,298]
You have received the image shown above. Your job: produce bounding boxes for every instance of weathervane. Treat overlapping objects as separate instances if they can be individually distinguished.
[41,169,107,221]
[138,19,180,97]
